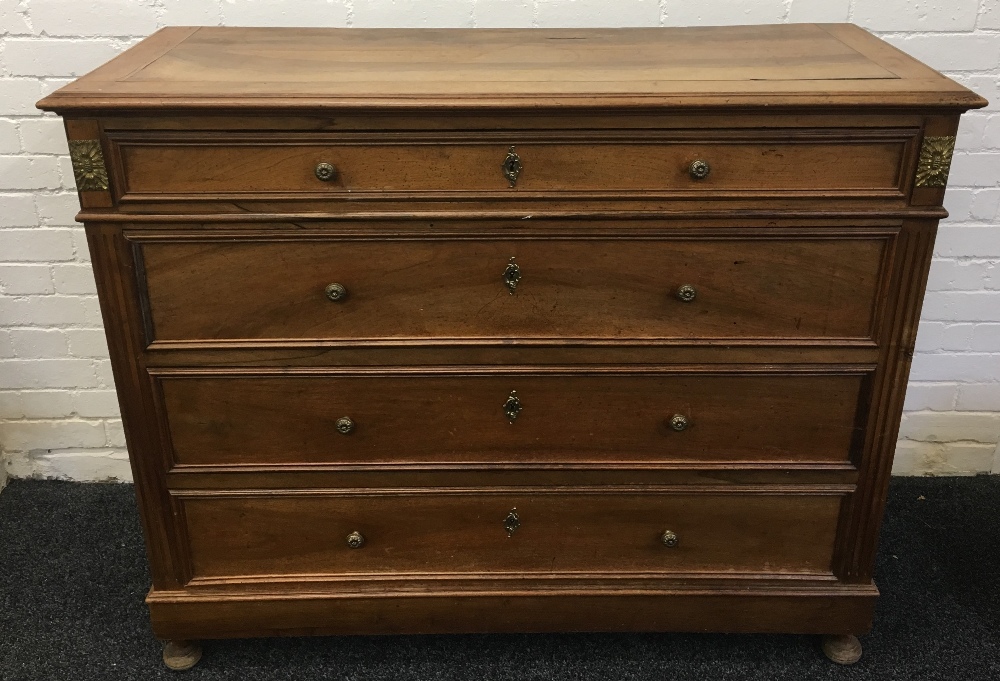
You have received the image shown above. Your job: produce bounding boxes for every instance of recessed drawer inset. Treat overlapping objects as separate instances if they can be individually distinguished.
[179,491,843,579]
[156,370,867,466]
[110,131,914,201]
[136,235,890,345]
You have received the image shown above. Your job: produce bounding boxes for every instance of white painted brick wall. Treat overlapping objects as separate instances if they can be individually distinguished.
[1,0,999,489]
[226,0,349,27]
[31,0,160,37]
[536,0,660,27]
[662,0,786,26]
[853,1,980,32]
[474,1,533,28]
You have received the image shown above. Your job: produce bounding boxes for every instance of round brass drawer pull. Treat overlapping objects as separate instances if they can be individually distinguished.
[689,159,710,180]
[325,282,347,301]
[675,284,697,302]
[335,416,355,434]
[346,531,365,549]
[661,530,679,548]
[315,162,338,181]
[669,414,689,432]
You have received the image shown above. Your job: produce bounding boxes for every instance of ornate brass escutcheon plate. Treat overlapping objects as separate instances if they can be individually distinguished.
[504,508,521,537]
[502,145,522,187]
[503,390,522,422]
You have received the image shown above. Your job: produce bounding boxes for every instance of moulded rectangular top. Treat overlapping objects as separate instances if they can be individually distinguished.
[37,24,987,112]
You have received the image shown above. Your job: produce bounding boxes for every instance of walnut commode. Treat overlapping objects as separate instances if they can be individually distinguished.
[38,24,985,670]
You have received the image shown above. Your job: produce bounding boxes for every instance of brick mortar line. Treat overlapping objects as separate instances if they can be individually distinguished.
[914,350,1000,355]
[903,407,1000,414]
[3,447,127,450]
[874,30,1000,37]
[0,290,97,300]
[930,257,1000,262]
[898,438,1000,445]
[1,34,152,39]
[0,325,108,332]
[0,413,117,419]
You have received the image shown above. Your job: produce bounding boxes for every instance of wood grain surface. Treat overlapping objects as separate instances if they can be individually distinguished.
[179,491,843,578]
[37,25,987,110]
[114,134,910,197]
[157,370,867,466]
[137,236,889,343]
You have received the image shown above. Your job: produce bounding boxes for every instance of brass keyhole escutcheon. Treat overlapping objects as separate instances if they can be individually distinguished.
[661,530,678,548]
[315,162,338,182]
[503,390,522,423]
[503,257,521,294]
[688,159,710,180]
[669,414,689,432]
[325,283,348,301]
[336,416,355,434]
[346,531,366,549]
[504,508,520,537]
[675,284,697,302]
[502,146,522,187]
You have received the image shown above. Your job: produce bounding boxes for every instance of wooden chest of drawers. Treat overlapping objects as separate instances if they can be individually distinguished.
[39,24,985,669]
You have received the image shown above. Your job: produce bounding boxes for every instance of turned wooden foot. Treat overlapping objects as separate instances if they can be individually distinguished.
[822,634,862,665]
[162,640,202,671]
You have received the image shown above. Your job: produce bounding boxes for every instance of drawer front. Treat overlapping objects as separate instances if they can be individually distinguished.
[111,131,913,200]
[137,235,889,344]
[179,491,843,579]
[157,371,867,466]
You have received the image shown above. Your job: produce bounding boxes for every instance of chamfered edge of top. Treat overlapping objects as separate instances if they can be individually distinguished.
[36,24,990,113]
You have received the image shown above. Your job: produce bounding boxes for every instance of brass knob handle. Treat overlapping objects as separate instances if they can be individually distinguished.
[502,146,522,187]
[346,531,365,549]
[335,416,355,434]
[675,284,697,302]
[315,162,338,181]
[669,414,689,432]
[689,160,710,180]
[503,390,522,423]
[502,257,521,294]
[504,508,520,537]
[661,530,679,548]
[325,283,347,301]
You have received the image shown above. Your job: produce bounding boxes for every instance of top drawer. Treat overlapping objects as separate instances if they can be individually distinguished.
[107,129,916,203]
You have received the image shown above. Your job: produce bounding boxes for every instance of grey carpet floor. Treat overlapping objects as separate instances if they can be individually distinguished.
[0,477,998,680]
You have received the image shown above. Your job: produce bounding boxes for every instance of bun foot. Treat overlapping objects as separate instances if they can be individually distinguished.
[822,634,862,665]
[162,640,202,671]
